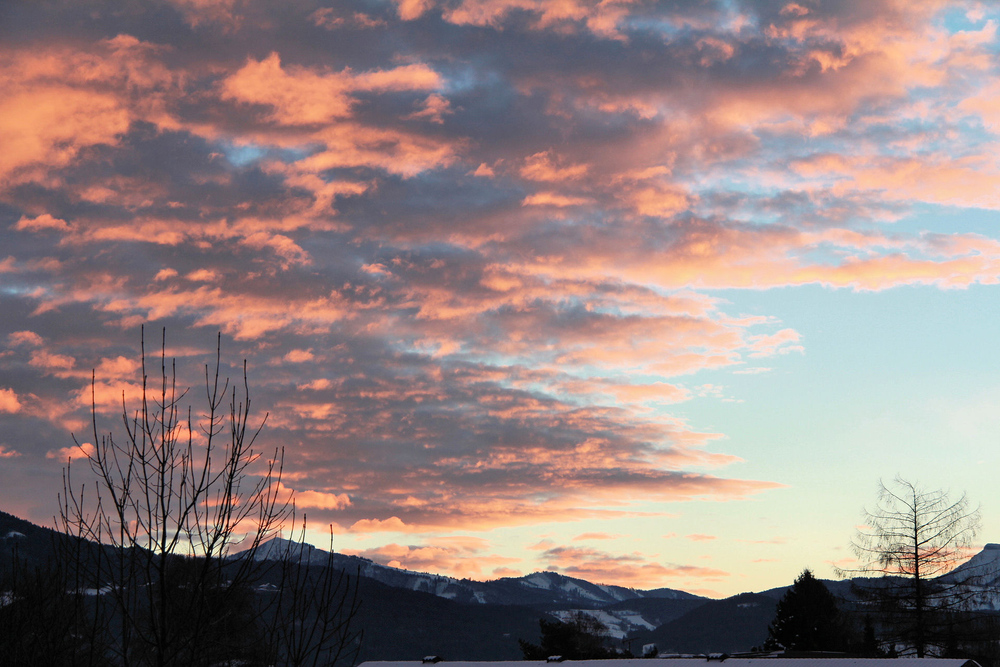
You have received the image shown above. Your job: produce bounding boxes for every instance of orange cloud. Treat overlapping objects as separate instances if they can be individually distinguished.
[404,93,454,124]
[348,517,419,533]
[748,328,803,358]
[0,38,178,185]
[5,0,998,583]
[47,442,96,461]
[344,540,519,579]
[0,86,128,184]
[8,331,43,347]
[0,388,22,414]
[94,356,141,380]
[15,214,70,232]
[522,191,593,207]
[435,0,633,38]
[283,348,315,363]
[538,544,730,588]
[221,53,442,126]
[29,349,76,371]
[573,532,623,541]
[520,151,589,182]
[277,482,351,510]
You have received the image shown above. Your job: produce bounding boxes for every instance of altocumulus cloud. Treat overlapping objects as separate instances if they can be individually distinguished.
[2,0,1000,587]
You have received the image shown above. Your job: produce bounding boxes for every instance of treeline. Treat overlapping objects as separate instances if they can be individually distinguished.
[757,567,1000,663]
[519,477,1000,665]
[0,533,361,667]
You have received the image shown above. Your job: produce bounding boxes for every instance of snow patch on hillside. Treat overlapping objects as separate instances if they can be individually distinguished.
[549,609,651,639]
[521,572,555,590]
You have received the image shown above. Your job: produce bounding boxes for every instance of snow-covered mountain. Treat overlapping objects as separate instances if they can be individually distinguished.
[238,537,1000,621]
[938,542,1000,610]
[946,542,1000,584]
[237,536,702,609]
[241,535,331,565]
[14,506,1000,653]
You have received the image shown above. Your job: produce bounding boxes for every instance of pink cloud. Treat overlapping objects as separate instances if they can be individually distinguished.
[748,328,803,358]
[283,348,315,363]
[344,540,519,578]
[154,268,178,281]
[296,378,333,391]
[572,532,623,541]
[623,185,691,218]
[0,445,21,458]
[538,544,730,588]
[471,163,496,177]
[0,86,128,184]
[277,482,351,510]
[520,151,589,182]
[404,93,454,124]
[46,442,96,461]
[94,356,141,379]
[29,349,76,371]
[348,517,419,533]
[8,331,43,347]
[15,214,70,232]
[4,0,999,587]
[0,39,178,185]
[436,0,633,38]
[221,53,442,126]
[393,0,435,21]
[522,191,593,207]
[0,388,22,414]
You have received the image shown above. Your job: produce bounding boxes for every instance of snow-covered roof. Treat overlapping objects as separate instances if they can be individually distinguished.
[360,659,981,667]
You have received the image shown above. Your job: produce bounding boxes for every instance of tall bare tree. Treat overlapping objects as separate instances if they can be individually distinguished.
[57,328,359,667]
[842,477,981,657]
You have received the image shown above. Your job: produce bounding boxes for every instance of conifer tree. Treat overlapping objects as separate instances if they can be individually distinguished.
[765,569,846,652]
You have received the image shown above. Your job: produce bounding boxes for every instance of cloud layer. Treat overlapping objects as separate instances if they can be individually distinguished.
[2,0,999,589]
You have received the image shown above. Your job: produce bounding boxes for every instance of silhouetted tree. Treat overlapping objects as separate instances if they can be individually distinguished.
[853,616,886,657]
[56,328,360,667]
[840,477,982,657]
[261,523,363,667]
[0,546,109,667]
[764,569,847,651]
[519,612,617,660]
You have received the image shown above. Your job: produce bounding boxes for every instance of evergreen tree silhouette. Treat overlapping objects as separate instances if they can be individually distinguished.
[765,569,846,652]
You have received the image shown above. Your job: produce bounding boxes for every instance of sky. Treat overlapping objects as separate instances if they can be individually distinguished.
[2,0,1000,599]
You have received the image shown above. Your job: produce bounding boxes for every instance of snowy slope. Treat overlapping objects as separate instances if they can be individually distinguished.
[938,542,1000,610]
[946,543,1000,583]
[237,537,702,610]
[549,608,659,639]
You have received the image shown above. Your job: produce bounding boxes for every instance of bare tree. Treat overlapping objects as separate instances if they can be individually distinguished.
[262,520,363,667]
[842,477,981,657]
[57,328,359,667]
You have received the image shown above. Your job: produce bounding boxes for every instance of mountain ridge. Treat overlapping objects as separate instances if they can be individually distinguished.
[237,534,703,608]
[7,510,1000,656]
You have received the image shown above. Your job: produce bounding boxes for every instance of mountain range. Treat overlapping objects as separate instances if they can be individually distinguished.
[251,536,700,609]
[5,510,1000,660]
